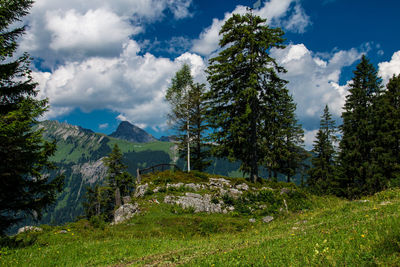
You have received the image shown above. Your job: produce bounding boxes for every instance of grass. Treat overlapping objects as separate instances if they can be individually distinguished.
[1,186,400,266]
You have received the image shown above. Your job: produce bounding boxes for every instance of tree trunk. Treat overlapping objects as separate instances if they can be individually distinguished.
[115,187,121,207]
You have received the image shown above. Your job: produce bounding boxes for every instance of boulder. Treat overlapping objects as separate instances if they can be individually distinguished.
[262,216,274,223]
[17,226,43,234]
[249,218,256,223]
[185,183,203,191]
[236,183,249,191]
[112,203,140,225]
[209,178,231,188]
[164,193,222,213]
[122,196,131,204]
[134,183,149,198]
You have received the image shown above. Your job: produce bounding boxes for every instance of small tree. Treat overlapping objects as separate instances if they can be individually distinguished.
[166,64,210,171]
[0,0,64,234]
[102,144,133,207]
[308,105,338,194]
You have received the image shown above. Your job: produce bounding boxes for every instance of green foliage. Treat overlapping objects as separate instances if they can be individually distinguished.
[166,64,210,171]
[308,105,338,194]
[83,185,114,222]
[206,12,304,183]
[0,0,63,235]
[338,55,384,198]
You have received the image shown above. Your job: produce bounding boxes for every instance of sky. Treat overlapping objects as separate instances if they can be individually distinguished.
[19,0,400,149]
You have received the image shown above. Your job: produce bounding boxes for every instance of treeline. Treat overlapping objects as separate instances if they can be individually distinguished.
[308,57,400,198]
[166,13,400,199]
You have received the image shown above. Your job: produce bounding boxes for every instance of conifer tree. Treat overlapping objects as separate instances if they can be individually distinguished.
[206,12,286,183]
[166,64,210,171]
[308,105,338,194]
[102,144,133,207]
[375,75,400,187]
[338,55,383,197]
[0,0,64,234]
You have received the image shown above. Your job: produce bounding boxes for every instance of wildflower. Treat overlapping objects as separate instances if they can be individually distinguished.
[361,234,365,238]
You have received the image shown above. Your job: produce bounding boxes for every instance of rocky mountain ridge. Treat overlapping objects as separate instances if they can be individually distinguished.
[109,121,156,143]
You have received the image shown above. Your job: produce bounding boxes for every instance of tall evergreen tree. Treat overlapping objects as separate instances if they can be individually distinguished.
[166,64,210,171]
[102,144,133,207]
[338,55,383,197]
[375,75,400,187]
[0,0,64,234]
[206,12,286,183]
[308,105,338,194]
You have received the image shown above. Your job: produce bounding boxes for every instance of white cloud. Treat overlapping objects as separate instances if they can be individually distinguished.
[378,51,400,86]
[46,9,138,53]
[303,129,318,150]
[33,40,206,129]
[192,0,311,56]
[20,0,193,64]
[99,123,109,129]
[271,44,364,128]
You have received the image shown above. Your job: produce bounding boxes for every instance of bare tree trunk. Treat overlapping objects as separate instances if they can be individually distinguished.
[115,187,121,207]
[186,85,191,172]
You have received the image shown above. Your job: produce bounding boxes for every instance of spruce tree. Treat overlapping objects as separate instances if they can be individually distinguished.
[338,55,383,197]
[0,0,64,234]
[166,64,210,172]
[375,75,400,187]
[102,144,133,207]
[308,105,338,194]
[206,12,286,183]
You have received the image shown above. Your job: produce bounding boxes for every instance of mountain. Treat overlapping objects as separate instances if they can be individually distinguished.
[109,121,156,143]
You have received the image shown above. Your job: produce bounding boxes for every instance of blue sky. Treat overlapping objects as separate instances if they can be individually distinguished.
[21,0,400,148]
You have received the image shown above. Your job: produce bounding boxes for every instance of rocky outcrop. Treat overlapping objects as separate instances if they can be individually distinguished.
[164,193,223,213]
[72,158,107,184]
[112,203,140,225]
[134,183,149,198]
[262,216,274,223]
[17,226,43,234]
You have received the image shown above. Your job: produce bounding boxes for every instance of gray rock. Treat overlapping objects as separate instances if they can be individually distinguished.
[153,186,161,193]
[260,187,274,191]
[280,188,290,195]
[58,230,68,234]
[236,183,249,191]
[17,226,43,234]
[249,218,256,223]
[227,206,235,211]
[167,183,184,189]
[112,203,140,225]
[122,196,131,204]
[134,183,149,198]
[262,216,274,223]
[164,193,222,213]
[209,178,231,188]
[185,183,202,191]
[228,188,243,198]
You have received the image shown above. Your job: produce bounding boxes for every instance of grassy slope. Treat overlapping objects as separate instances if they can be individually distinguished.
[2,182,400,266]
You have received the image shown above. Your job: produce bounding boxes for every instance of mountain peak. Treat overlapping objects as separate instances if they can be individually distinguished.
[109,121,156,143]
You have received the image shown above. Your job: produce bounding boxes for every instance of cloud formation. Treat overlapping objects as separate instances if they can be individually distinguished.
[378,51,400,86]
[192,0,311,56]
[34,41,206,129]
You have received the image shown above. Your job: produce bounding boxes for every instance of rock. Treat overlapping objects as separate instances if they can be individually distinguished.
[236,183,249,191]
[58,230,68,234]
[153,186,161,193]
[122,196,131,204]
[209,178,231,188]
[185,183,202,191]
[379,201,391,205]
[262,216,274,223]
[280,188,290,195]
[357,199,370,203]
[134,183,149,198]
[164,193,222,213]
[17,226,43,234]
[227,206,235,211]
[228,188,243,198]
[249,218,256,223]
[112,203,140,225]
[260,187,274,191]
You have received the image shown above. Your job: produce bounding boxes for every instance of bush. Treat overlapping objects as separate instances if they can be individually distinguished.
[89,215,107,230]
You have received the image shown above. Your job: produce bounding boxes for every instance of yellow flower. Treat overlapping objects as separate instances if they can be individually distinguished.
[361,234,365,238]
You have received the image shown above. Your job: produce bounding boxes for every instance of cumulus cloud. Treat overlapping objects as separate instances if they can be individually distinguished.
[192,0,311,56]
[378,51,400,86]
[20,0,193,64]
[271,43,365,130]
[34,40,206,129]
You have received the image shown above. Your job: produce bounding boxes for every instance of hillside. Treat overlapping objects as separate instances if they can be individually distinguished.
[2,171,400,266]
[21,120,308,229]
